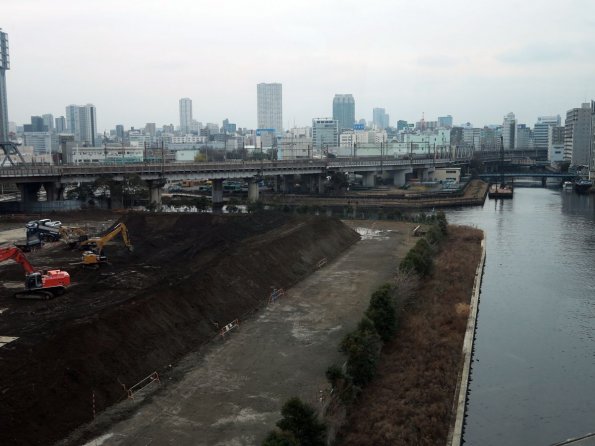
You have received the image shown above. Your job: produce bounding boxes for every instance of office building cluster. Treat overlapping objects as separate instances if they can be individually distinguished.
[1,25,593,173]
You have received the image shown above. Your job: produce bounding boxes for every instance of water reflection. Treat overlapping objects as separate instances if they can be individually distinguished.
[445,189,595,446]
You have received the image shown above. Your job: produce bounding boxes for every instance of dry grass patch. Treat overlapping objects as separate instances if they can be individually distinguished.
[337,225,483,446]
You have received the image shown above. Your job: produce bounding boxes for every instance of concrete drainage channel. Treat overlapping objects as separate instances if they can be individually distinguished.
[447,237,486,446]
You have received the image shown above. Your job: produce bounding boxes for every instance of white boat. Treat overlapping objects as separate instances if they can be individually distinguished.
[563,181,573,191]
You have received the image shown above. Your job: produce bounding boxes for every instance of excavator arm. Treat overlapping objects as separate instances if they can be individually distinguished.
[81,223,134,253]
[79,223,133,268]
[0,246,36,274]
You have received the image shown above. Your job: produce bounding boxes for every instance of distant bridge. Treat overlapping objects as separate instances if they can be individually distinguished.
[478,172,577,179]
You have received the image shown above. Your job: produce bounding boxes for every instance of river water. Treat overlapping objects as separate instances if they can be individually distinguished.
[445,188,595,446]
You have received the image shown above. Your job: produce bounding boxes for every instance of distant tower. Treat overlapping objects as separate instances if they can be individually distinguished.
[0,29,10,142]
[373,108,389,130]
[333,94,355,132]
[502,112,517,150]
[179,98,193,134]
[257,83,283,134]
[42,114,54,132]
[65,104,97,146]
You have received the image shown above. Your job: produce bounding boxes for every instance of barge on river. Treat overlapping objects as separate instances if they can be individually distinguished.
[488,183,514,199]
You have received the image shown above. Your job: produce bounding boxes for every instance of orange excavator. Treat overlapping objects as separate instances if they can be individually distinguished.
[0,246,71,299]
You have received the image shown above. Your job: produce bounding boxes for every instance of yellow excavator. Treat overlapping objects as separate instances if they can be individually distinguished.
[78,222,133,268]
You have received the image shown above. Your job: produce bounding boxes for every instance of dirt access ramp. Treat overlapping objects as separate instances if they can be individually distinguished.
[65,220,417,446]
[0,213,359,446]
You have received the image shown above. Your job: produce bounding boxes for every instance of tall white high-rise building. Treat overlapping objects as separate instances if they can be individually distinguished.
[257,83,282,134]
[564,103,592,166]
[312,118,338,150]
[533,115,560,150]
[502,112,516,149]
[0,29,10,142]
[179,98,192,134]
[65,104,97,146]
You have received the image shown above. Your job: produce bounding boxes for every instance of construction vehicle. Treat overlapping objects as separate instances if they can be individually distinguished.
[20,221,88,251]
[78,222,133,267]
[0,246,71,299]
[26,219,62,242]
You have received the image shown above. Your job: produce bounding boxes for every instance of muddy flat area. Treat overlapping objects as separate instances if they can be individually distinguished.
[74,220,416,446]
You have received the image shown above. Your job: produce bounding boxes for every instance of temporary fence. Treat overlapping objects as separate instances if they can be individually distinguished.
[126,371,161,400]
[220,319,240,338]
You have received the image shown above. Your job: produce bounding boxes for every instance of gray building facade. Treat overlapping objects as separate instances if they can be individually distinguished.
[333,94,355,132]
[257,83,283,134]
[312,118,338,151]
[564,103,592,166]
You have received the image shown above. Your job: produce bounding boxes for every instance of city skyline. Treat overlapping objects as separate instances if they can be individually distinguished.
[2,0,595,131]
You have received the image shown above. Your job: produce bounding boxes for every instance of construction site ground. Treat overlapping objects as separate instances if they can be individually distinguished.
[0,212,416,445]
[65,219,416,446]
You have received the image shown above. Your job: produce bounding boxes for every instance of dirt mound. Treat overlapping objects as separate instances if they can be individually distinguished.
[0,213,359,445]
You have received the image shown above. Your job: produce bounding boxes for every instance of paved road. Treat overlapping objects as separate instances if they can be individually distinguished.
[78,221,415,446]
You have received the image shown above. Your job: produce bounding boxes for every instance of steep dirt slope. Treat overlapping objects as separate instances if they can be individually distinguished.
[0,213,359,445]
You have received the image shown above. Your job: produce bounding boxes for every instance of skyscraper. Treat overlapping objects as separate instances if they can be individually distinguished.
[42,114,54,132]
[564,103,592,166]
[65,104,97,146]
[502,112,517,150]
[333,94,355,132]
[438,115,453,129]
[0,29,10,142]
[257,83,282,134]
[373,108,389,129]
[55,116,66,133]
[533,115,560,150]
[179,98,192,134]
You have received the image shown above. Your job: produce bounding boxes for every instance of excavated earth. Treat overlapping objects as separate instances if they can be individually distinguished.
[0,212,360,445]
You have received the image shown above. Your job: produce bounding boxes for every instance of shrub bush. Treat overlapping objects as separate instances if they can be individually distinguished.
[340,318,382,386]
[400,238,434,276]
[325,364,344,388]
[437,211,448,235]
[262,430,300,446]
[365,284,397,342]
[276,397,327,446]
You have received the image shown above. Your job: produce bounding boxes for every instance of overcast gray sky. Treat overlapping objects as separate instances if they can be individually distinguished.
[3,0,595,131]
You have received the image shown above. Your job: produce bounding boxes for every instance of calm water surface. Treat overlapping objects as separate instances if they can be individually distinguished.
[445,188,595,446]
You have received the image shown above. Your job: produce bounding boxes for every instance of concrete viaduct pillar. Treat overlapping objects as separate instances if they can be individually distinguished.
[211,179,224,208]
[247,178,259,202]
[17,183,41,204]
[146,178,166,210]
[272,176,279,193]
[362,172,376,188]
[318,174,325,194]
[304,174,325,194]
[393,168,412,187]
[109,182,124,209]
[280,175,290,193]
[42,182,64,201]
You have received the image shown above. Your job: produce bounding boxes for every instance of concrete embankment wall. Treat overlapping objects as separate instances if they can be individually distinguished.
[447,237,487,445]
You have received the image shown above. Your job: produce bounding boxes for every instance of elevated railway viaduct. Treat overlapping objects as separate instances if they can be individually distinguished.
[0,157,468,209]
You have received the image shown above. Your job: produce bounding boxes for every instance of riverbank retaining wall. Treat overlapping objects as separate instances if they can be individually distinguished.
[447,236,487,445]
